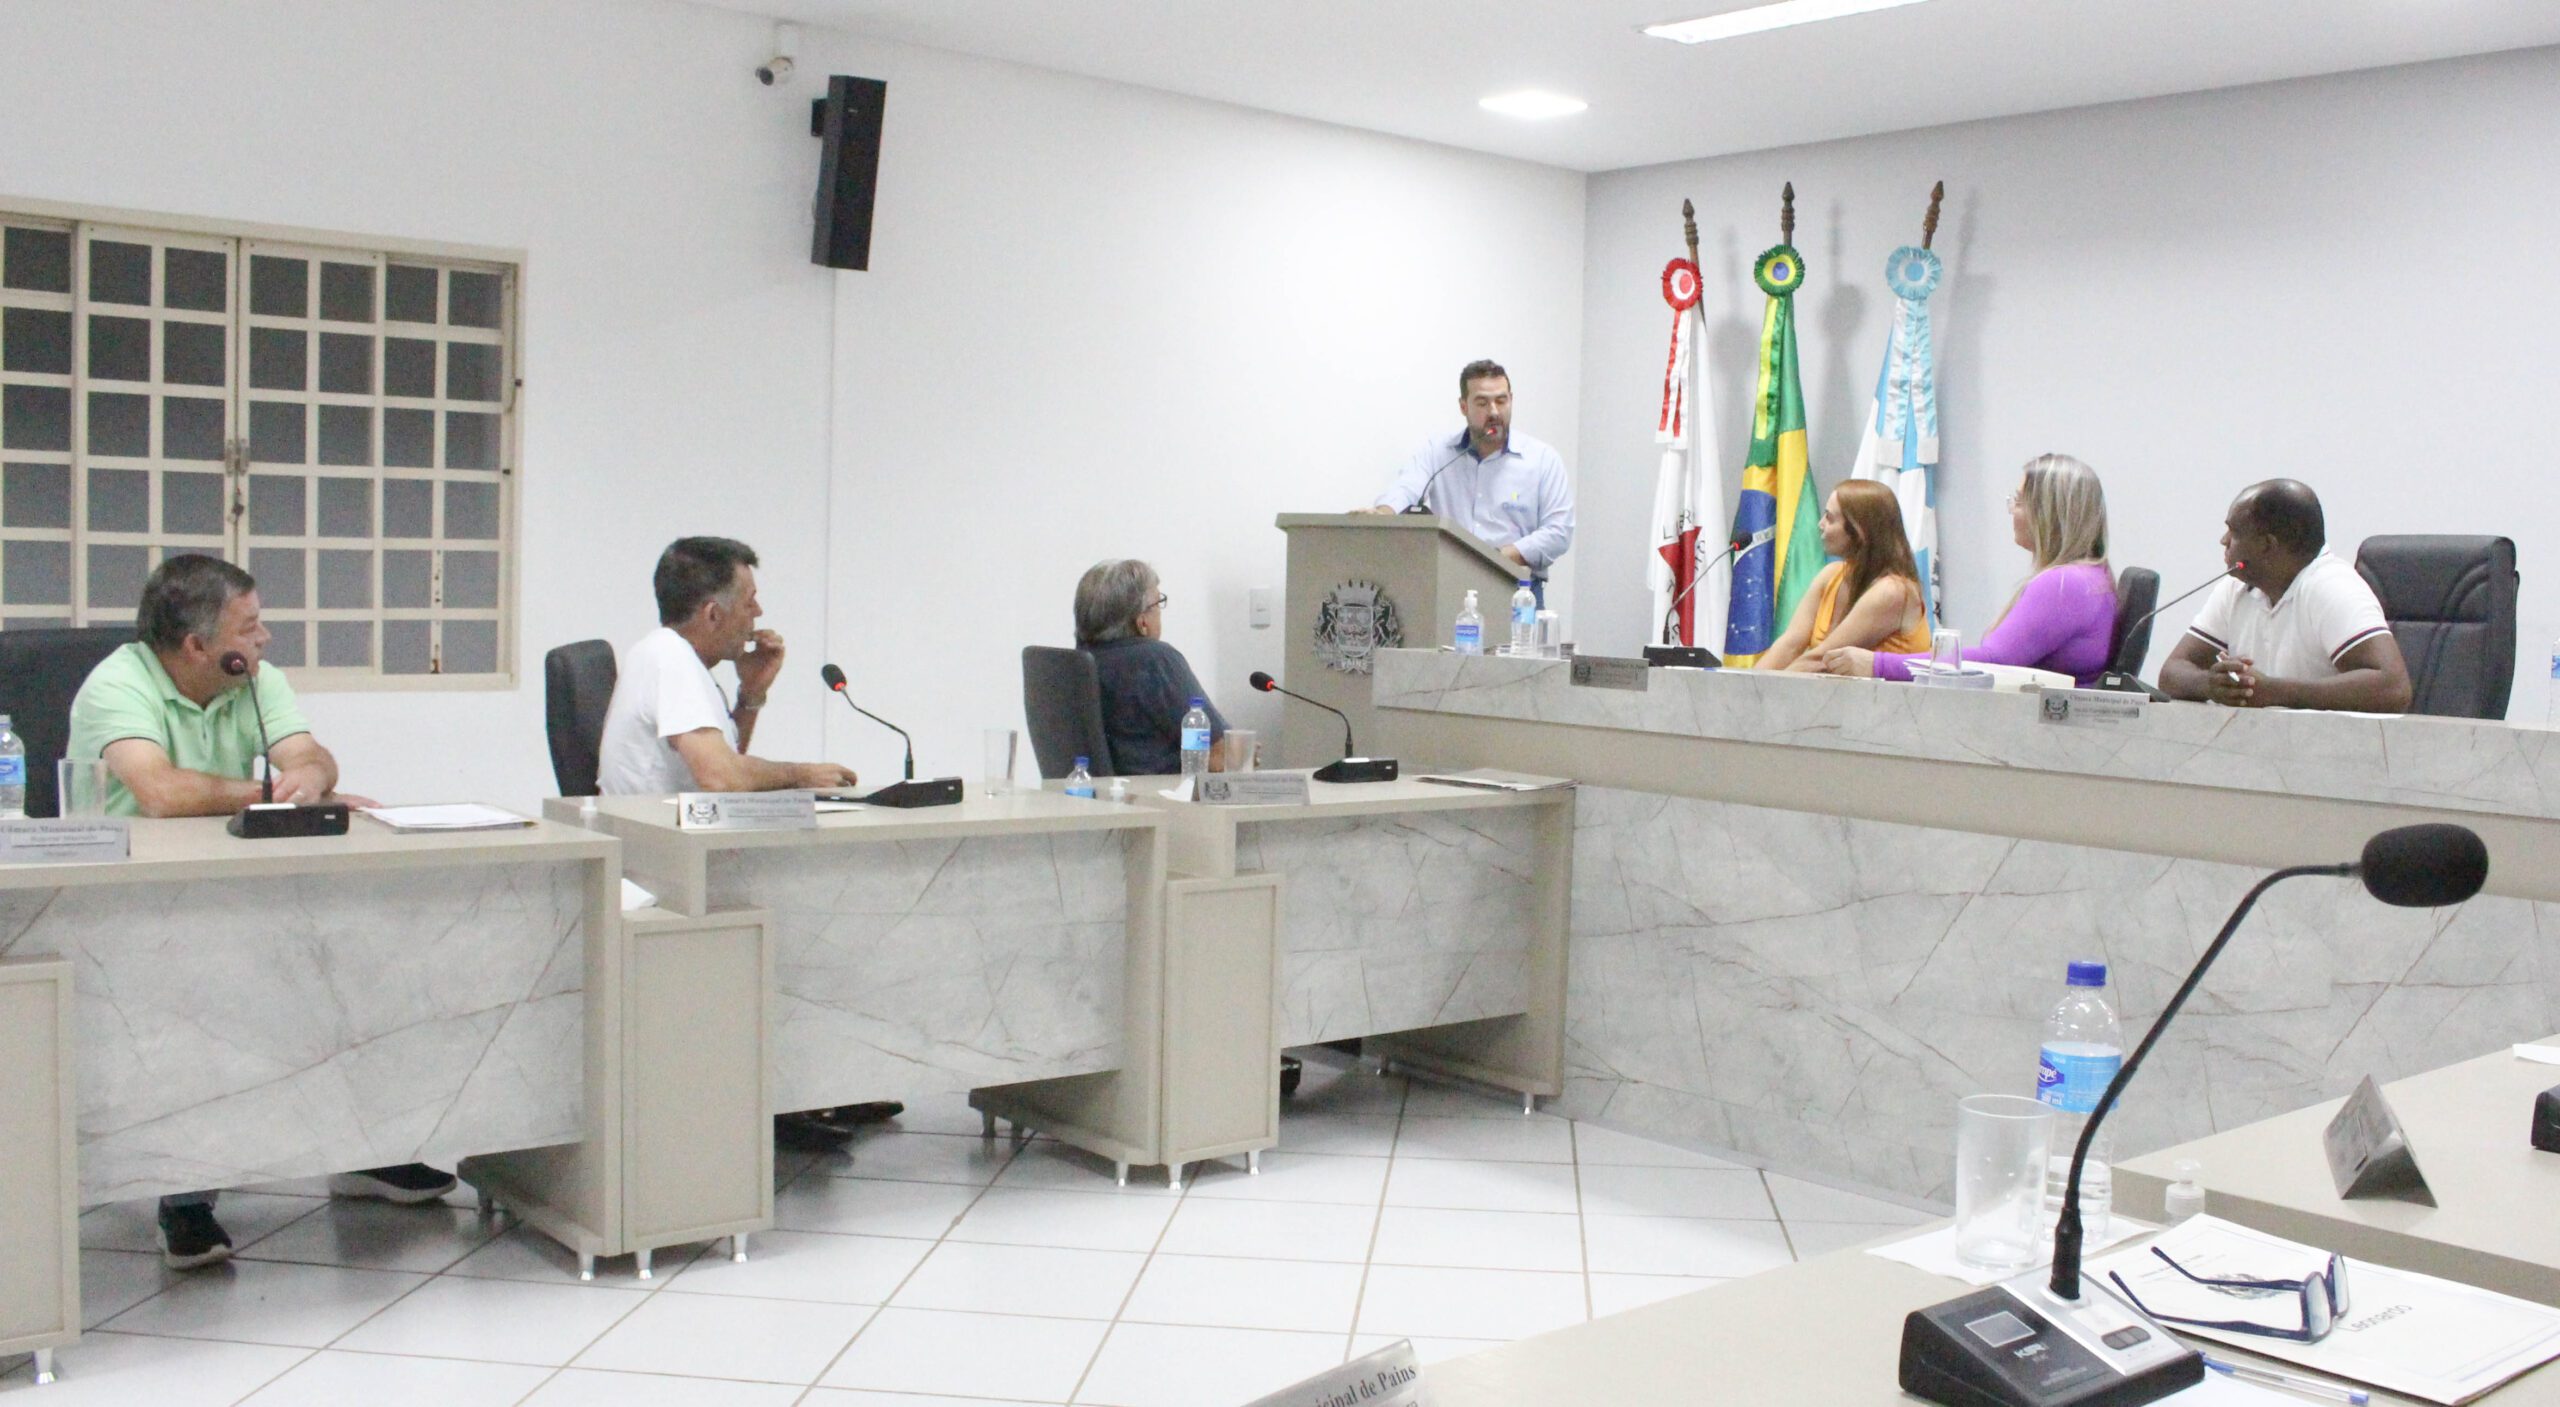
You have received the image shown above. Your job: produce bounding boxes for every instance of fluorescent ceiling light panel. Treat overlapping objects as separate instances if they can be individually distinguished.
[1479,90,1589,119]
[1645,0,1932,44]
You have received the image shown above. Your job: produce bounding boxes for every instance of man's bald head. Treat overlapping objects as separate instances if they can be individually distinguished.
[2232,479,2325,560]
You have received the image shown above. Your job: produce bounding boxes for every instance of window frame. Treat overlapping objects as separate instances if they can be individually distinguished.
[0,194,525,692]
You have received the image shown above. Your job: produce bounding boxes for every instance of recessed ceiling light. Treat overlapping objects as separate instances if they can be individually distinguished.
[1644,0,1932,45]
[1479,90,1589,120]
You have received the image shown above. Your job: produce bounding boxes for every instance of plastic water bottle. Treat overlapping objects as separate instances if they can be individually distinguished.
[1179,698,1211,778]
[1106,776,1129,805]
[1064,756,1096,798]
[1454,590,1483,655]
[1508,580,1536,654]
[2038,959,2124,1237]
[0,714,24,819]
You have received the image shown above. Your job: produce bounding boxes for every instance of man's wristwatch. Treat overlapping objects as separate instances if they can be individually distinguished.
[735,695,766,712]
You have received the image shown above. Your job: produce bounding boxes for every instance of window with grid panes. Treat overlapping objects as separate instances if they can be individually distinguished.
[0,208,516,684]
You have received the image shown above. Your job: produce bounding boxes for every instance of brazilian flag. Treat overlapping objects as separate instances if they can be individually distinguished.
[1722,243,1823,666]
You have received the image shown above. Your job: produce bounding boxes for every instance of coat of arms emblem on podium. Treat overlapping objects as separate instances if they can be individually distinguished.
[1313,580,1401,674]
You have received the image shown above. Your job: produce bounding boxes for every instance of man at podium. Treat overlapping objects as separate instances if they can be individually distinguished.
[1360,359,1575,603]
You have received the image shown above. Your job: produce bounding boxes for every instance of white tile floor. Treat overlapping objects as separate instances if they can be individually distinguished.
[0,1058,1935,1406]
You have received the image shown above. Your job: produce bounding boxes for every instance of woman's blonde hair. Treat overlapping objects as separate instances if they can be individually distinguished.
[2017,453,2109,572]
[1990,453,2111,628]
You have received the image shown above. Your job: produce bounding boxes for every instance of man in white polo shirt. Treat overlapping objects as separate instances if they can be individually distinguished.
[2161,480,2413,713]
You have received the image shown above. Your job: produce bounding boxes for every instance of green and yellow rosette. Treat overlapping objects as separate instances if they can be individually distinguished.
[1753,244,1806,297]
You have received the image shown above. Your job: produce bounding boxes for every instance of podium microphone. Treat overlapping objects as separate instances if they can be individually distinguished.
[819,662,960,807]
[1398,445,1469,517]
[2097,564,2243,697]
[1247,671,1396,783]
[1899,822,2488,1407]
[219,650,349,839]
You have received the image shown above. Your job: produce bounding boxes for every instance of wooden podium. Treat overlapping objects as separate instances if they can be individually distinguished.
[1273,513,1523,768]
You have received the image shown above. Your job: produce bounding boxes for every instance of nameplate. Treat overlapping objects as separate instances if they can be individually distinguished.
[1570,655,1650,692]
[676,791,817,831]
[2038,688,2145,726]
[1241,1338,1421,1407]
[0,818,132,864]
[2324,1073,2435,1205]
[1197,773,1313,807]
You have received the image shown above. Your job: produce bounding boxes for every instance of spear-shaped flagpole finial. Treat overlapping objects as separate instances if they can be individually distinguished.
[1780,182,1795,247]
[1681,198,1702,278]
[1922,180,1945,250]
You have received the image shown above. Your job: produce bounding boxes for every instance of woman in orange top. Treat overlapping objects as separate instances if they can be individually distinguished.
[1754,478,1930,672]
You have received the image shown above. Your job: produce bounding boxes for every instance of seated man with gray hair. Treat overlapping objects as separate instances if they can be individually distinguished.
[1075,559,1225,776]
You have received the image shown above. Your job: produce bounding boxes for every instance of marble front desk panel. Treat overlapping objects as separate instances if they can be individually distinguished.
[0,861,587,1204]
[708,830,1133,1113]
[1246,807,1540,1047]
[1562,786,2557,1202]
[1375,650,2560,824]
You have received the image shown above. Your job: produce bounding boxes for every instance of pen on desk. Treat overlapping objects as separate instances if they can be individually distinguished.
[2201,1353,2370,1405]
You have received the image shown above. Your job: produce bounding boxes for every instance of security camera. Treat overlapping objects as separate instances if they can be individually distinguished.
[756,23,798,87]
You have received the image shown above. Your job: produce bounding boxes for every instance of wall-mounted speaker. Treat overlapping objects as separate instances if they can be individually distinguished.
[810,75,887,271]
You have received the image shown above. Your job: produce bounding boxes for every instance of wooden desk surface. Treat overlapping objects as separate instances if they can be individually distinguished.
[2118,1037,2560,1307]
[1424,1226,2560,1406]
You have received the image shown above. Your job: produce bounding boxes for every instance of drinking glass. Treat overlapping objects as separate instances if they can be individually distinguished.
[1222,729,1259,772]
[56,758,109,818]
[1953,1094,2055,1274]
[1929,628,1964,674]
[981,728,1018,796]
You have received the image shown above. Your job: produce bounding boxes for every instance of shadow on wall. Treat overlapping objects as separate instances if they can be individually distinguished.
[1816,197,1872,485]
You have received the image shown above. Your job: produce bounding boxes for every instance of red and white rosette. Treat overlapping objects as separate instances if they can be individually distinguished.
[1658,258,1702,443]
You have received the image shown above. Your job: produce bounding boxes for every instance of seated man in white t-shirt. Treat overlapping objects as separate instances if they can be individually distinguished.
[2160,480,2413,713]
[601,536,891,1146]
[599,536,858,795]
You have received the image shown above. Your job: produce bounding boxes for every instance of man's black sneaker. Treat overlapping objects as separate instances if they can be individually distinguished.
[327,1164,459,1204]
[158,1203,233,1270]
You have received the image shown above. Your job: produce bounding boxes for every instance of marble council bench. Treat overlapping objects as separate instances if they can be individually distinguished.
[1370,649,2560,1202]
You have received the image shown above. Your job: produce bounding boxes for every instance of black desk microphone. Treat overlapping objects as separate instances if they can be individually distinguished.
[220,650,348,838]
[1247,671,1395,783]
[2097,564,2242,697]
[818,662,960,807]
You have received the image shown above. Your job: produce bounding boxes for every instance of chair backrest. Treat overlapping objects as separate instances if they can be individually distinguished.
[544,639,619,796]
[1021,645,1114,780]
[0,627,133,817]
[2355,535,2518,720]
[2108,566,2161,676]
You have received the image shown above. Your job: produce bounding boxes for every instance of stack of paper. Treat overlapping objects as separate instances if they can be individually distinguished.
[1413,769,1573,792]
[2089,1216,2560,1404]
[359,803,535,833]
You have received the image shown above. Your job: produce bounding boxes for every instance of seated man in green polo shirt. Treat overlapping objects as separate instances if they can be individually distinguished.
[66,554,456,1269]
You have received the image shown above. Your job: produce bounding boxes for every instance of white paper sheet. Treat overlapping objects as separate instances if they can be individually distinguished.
[1868,1216,2156,1287]
[359,803,533,831]
[2088,1216,2560,1404]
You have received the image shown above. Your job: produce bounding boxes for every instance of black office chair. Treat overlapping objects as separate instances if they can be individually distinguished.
[2356,535,2518,720]
[2107,566,2161,677]
[543,639,618,796]
[1021,645,1114,780]
[0,627,133,817]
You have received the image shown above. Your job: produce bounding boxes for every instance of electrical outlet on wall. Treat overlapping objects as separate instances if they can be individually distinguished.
[1248,587,1276,629]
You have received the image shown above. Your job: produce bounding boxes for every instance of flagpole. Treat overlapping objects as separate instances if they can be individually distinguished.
[1922,179,1944,250]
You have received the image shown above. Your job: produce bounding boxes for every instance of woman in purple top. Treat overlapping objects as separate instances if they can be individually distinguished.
[1818,453,2118,687]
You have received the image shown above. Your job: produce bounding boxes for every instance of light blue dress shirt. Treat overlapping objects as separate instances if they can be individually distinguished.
[1374,430,1576,575]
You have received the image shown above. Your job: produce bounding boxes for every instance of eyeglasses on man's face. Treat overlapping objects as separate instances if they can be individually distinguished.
[1148,593,1169,611]
[2108,1247,2348,1344]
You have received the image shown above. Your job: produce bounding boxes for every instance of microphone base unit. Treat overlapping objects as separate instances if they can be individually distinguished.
[1312,756,1398,784]
[857,776,964,808]
[2093,672,2168,702]
[1642,645,1721,669]
[227,802,352,840]
[1901,1273,2200,1407]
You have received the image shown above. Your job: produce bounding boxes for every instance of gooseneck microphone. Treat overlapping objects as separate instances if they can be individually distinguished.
[220,650,275,802]
[818,662,961,808]
[2096,564,2243,698]
[1398,445,1469,517]
[2123,563,2244,658]
[1660,536,1747,646]
[1247,671,1397,783]
[820,662,913,781]
[1902,822,2490,1407]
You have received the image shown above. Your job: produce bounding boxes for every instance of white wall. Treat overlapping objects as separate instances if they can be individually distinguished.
[808,36,1585,782]
[1576,47,2560,716]
[0,0,1585,805]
